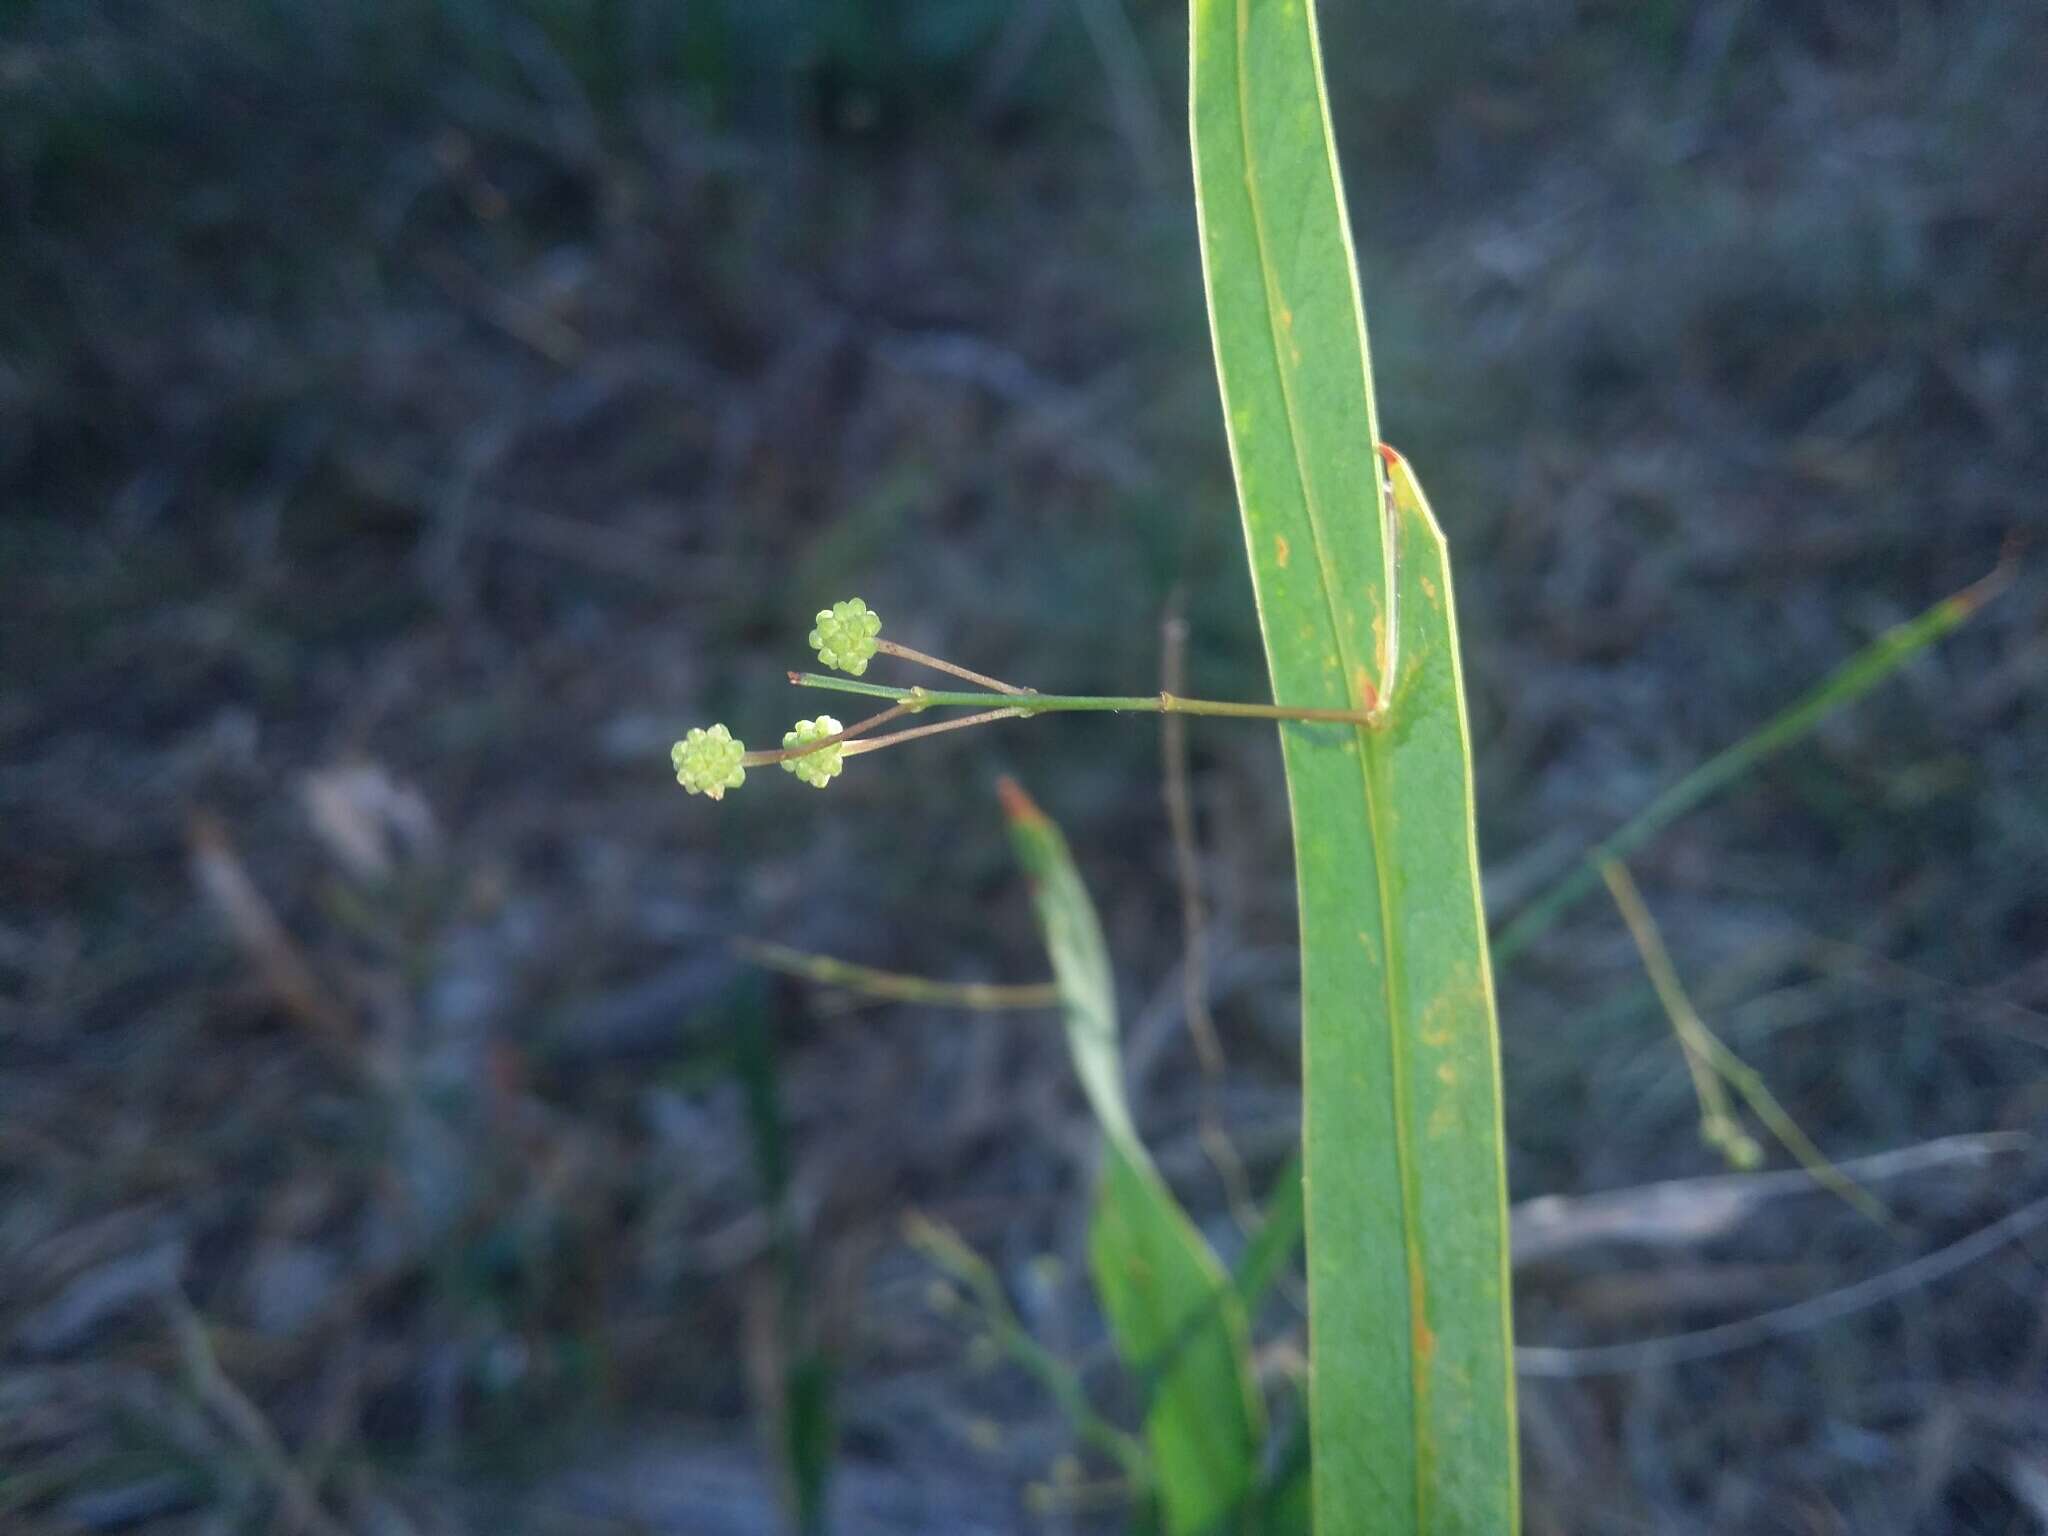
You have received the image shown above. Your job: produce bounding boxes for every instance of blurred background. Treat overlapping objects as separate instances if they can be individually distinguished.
[4,1,2045,1531]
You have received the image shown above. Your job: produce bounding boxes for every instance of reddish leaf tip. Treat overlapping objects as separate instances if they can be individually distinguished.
[995,775,1048,827]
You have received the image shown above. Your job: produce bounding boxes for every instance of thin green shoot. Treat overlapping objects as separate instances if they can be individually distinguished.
[1494,556,2015,965]
[1597,864,1761,1172]
[1600,859,1895,1228]
[732,990,838,1532]
[903,1210,1149,1484]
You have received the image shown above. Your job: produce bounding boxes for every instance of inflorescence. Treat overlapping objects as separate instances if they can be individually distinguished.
[808,598,883,676]
[781,717,845,788]
[671,595,1380,801]
[672,724,747,801]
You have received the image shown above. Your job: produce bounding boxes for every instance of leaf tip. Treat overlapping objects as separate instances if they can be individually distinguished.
[996,775,1049,828]
[1952,534,2023,617]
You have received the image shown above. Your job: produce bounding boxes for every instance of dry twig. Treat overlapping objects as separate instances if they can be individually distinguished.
[1517,1191,2048,1378]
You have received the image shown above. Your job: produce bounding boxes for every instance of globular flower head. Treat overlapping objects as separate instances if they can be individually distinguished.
[672,724,746,800]
[808,598,883,676]
[780,716,845,788]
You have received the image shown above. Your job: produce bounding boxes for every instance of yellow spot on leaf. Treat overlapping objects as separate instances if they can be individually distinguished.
[1418,964,1482,1049]
[1420,573,1439,606]
[1274,534,1290,568]
[1409,1252,1436,1365]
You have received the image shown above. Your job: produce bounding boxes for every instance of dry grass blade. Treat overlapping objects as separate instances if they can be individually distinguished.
[186,812,369,1082]
[1516,1192,2048,1378]
[164,1293,351,1536]
[733,939,1059,1012]
[1159,603,1258,1236]
[1511,1132,2028,1265]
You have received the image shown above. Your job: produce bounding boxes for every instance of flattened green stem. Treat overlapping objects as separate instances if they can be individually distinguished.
[874,638,1031,695]
[788,671,1379,726]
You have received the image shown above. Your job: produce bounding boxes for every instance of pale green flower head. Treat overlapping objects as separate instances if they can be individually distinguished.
[672,724,746,800]
[808,598,883,676]
[780,716,845,788]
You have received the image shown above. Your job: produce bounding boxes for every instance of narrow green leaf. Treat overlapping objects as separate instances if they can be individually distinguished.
[1232,1148,1304,1316]
[1491,563,2013,966]
[903,1211,1150,1483]
[1190,4,1518,1530]
[784,1354,837,1536]
[1001,779,1264,1536]
[733,991,837,1533]
[1257,1409,1315,1536]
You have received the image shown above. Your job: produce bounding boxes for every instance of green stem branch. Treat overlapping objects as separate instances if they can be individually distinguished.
[739,701,912,768]
[875,638,1030,695]
[787,672,1376,726]
[841,707,1028,754]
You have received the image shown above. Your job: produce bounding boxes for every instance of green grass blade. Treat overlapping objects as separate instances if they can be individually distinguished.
[1257,1409,1315,1536]
[1001,779,1263,1535]
[732,991,837,1533]
[1232,1148,1304,1315]
[1492,562,2012,966]
[903,1211,1150,1483]
[1599,859,1896,1227]
[1190,4,1518,1529]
